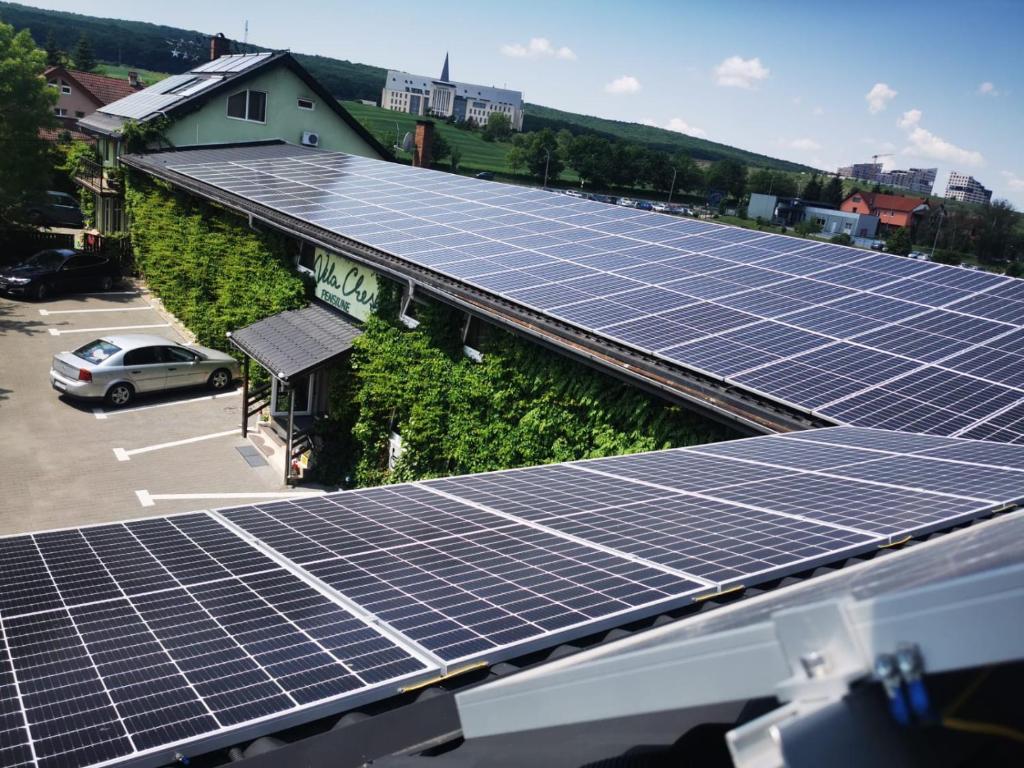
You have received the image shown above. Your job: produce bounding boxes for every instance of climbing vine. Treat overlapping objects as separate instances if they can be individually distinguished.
[123,174,308,352]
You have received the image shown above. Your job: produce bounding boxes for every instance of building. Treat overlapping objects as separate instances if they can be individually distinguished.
[381,54,524,130]
[43,65,144,134]
[840,191,930,231]
[804,205,879,239]
[945,171,992,205]
[76,39,389,233]
[838,163,936,195]
[879,167,937,195]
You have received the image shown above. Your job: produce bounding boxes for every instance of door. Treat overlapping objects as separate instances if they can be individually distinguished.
[161,345,204,389]
[121,346,167,393]
[271,376,313,417]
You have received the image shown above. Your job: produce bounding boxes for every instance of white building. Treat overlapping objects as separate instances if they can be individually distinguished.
[945,171,992,205]
[381,54,524,131]
[837,163,936,195]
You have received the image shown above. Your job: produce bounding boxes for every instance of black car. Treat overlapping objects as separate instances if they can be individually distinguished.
[475,171,495,180]
[23,191,85,228]
[0,249,119,300]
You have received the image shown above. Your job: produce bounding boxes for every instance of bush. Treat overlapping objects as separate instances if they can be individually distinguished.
[829,233,853,245]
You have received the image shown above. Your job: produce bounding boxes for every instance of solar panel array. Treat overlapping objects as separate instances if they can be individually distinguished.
[4,428,1024,767]
[158,148,1024,443]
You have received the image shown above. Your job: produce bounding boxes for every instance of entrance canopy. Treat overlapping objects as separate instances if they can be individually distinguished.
[228,303,362,383]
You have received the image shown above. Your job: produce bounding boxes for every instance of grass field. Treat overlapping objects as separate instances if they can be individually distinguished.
[94,63,170,86]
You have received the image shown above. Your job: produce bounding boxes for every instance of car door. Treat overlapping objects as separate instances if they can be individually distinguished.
[161,345,204,389]
[120,346,167,393]
[56,254,92,293]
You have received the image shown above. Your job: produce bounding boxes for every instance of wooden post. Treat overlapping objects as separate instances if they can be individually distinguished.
[285,385,295,486]
[241,355,250,438]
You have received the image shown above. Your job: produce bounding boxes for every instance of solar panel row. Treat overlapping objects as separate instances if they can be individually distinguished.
[4,428,1024,768]
[159,149,1024,443]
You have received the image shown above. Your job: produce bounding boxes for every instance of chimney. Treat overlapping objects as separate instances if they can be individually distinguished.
[210,33,229,61]
[128,71,140,88]
[413,120,433,168]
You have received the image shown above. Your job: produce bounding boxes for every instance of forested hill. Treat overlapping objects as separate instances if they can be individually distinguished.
[1,1,814,172]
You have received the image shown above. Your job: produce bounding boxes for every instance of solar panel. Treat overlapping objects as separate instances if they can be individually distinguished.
[138,147,1024,443]
[0,513,434,768]
[4,428,1024,767]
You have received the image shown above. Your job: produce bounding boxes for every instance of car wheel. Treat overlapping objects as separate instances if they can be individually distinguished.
[106,383,134,407]
[34,282,49,301]
[99,276,114,291]
[208,368,232,391]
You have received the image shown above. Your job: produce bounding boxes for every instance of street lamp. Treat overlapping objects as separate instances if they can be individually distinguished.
[931,205,946,259]
[667,167,678,205]
[542,147,551,189]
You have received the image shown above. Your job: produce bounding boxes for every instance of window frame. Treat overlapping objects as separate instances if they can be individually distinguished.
[297,97,315,111]
[225,89,268,124]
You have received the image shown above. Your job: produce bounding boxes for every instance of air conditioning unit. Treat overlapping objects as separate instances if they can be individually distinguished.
[301,131,320,147]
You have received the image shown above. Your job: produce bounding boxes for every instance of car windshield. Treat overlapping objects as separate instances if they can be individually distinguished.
[25,251,67,270]
[73,339,121,365]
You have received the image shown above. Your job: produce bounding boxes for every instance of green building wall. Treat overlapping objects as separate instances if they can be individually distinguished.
[161,66,380,156]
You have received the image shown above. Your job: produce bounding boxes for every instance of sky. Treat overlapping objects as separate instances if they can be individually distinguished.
[26,0,1024,206]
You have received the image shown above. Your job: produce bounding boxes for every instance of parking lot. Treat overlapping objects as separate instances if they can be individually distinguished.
[0,286,323,535]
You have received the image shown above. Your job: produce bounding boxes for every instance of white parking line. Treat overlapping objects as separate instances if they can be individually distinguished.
[40,306,152,316]
[136,489,326,507]
[62,290,140,297]
[48,323,170,336]
[114,429,238,461]
[93,391,239,419]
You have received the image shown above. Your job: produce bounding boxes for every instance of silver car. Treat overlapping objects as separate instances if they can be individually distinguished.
[50,334,240,407]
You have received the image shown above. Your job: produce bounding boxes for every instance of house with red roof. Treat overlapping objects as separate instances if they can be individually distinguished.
[43,65,145,135]
[840,191,931,231]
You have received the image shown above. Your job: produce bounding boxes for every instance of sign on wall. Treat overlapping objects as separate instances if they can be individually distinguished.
[313,248,379,321]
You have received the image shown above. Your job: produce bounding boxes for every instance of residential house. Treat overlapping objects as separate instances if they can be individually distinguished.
[76,40,390,233]
[840,192,930,232]
[44,65,144,133]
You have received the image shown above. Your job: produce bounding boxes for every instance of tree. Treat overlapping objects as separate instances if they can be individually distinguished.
[705,159,746,199]
[430,131,451,167]
[975,199,1018,263]
[829,233,853,245]
[822,174,845,207]
[670,153,703,193]
[44,30,62,66]
[0,20,57,226]
[886,226,913,255]
[505,144,526,175]
[748,169,775,195]
[481,112,512,142]
[72,32,95,71]
[520,129,564,184]
[564,134,611,188]
[448,145,463,173]
[802,174,823,201]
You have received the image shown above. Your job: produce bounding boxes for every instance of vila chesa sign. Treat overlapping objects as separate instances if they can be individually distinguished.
[314,248,379,321]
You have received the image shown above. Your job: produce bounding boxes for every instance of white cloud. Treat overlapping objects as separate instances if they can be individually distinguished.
[605,75,641,95]
[666,118,707,138]
[787,138,821,151]
[500,37,576,60]
[978,81,999,96]
[812,106,825,116]
[865,82,897,113]
[897,109,984,166]
[714,56,769,89]
[1001,171,1024,190]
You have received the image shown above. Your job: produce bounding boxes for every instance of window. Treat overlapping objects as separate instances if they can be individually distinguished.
[123,347,163,366]
[74,339,121,364]
[61,84,71,95]
[163,346,199,363]
[226,90,266,122]
[54,107,68,117]
[75,110,85,118]
[297,97,315,110]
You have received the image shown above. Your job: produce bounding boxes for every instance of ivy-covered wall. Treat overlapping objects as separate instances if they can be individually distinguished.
[123,174,308,352]
[315,288,736,487]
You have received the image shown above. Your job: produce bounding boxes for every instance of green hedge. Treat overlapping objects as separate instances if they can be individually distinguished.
[318,292,735,487]
[124,175,308,352]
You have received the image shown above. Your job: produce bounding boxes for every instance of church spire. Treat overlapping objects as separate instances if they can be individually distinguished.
[440,52,450,82]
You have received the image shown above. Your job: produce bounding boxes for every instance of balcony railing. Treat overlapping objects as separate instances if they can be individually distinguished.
[74,158,122,196]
